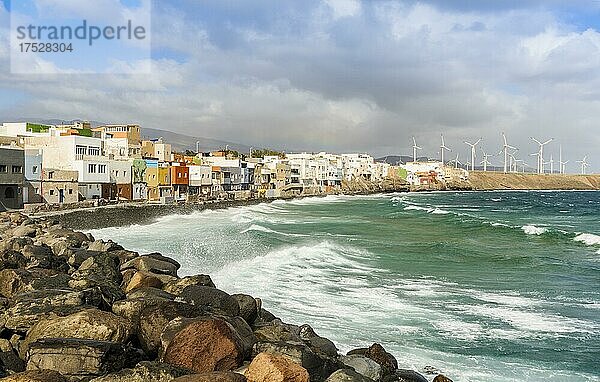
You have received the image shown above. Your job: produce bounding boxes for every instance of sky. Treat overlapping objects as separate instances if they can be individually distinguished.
[0,0,599,172]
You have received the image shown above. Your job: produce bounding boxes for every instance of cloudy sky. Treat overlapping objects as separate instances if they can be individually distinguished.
[0,0,599,171]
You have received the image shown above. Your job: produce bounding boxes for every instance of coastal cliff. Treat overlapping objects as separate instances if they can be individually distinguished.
[0,211,451,382]
[465,172,600,191]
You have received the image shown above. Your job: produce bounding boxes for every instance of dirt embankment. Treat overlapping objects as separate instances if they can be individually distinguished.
[466,172,600,190]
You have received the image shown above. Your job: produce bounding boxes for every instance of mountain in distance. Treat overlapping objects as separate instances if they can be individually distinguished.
[8,118,253,153]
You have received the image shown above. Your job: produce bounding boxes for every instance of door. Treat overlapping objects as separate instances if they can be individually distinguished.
[59,189,64,203]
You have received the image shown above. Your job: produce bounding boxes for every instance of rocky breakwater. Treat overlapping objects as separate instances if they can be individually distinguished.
[0,211,452,382]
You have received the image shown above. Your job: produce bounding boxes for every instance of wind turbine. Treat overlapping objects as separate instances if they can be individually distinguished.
[559,145,568,174]
[576,156,589,175]
[412,137,422,163]
[508,151,518,173]
[464,138,482,171]
[549,154,554,174]
[451,153,462,169]
[499,132,517,173]
[480,148,491,172]
[530,137,553,174]
[440,134,451,165]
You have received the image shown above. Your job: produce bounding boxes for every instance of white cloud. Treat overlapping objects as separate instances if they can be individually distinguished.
[324,0,361,20]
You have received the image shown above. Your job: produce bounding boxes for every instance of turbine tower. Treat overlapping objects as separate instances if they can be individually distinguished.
[530,137,553,174]
[452,153,462,169]
[549,154,554,174]
[480,148,491,172]
[464,138,482,171]
[499,132,517,173]
[576,156,589,175]
[559,145,568,174]
[440,134,451,165]
[412,137,422,163]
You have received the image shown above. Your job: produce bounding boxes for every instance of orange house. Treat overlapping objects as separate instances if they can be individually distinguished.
[170,163,189,198]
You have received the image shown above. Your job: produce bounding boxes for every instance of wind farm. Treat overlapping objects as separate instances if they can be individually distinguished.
[394,132,592,176]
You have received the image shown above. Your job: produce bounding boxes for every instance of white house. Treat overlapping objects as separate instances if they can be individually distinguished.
[24,135,110,200]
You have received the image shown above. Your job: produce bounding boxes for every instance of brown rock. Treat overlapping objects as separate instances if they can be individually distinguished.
[163,275,215,295]
[124,270,164,293]
[20,308,132,356]
[121,255,179,276]
[0,269,32,298]
[162,317,244,373]
[433,374,453,382]
[138,300,204,356]
[1,369,67,382]
[244,352,309,382]
[173,371,247,382]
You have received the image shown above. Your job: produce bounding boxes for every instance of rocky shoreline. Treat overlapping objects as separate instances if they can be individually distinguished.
[0,211,453,382]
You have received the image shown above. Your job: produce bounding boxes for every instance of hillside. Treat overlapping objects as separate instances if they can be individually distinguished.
[466,172,600,190]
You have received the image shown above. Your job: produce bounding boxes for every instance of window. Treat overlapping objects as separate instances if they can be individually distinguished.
[12,165,22,173]
[68,189,73,195]
[88,164,97,173]
[32,165,38,174]
[49,190,54,196]
[98,165,106,173]
[0,165,7,173]
[34,187,39,194]
[88,147,100,156]
[76,145,87,155]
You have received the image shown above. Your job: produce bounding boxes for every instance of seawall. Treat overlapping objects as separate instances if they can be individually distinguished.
[465,172,600,191]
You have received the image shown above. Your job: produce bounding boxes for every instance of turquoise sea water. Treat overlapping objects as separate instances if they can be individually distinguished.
[91,191,600,381]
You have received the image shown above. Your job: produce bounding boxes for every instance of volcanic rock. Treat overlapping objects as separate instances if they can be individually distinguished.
[26,338,141,379]
[89,361,193,382]
[173,371,247,382]
[179,285,240,316]
[244,352,309,382]
[161,317,245,373]
[20,308,132,356]
[232,294,259,324]
[325,369,375,382]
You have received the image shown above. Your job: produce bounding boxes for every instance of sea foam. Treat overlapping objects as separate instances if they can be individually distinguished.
[573,233,600,246]
[521,225,547,235]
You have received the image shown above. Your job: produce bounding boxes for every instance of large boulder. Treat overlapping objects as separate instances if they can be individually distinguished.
[26,339,141,380]
[253,341,342,381]
[339,355,381,381]
[173,372,247,382]
[20,309,132,357]
[128,287,176,300]
[10,225,37,238]
[179,286,240,317]
[0,339,25,374]
[22,245,68,272]
[325,369,374,382]
[138,300,205,356]
[163,275,215,295]
[347,344,397,375]
[298,325,337,358]
[71,252,122,285]
[161,317,245,373]
[0,249,27,269]
[232,294,259,324]
[0,236,34,252]
[3,288,103,332]
[87,240,124,252]
[433,375,453,382]
[121,254,179,276]
[244,352,309,382]
[0,370,67,382]
[381,370,428,382]
[124,270,164,293]
[89,361,192,382]
[0,269,32,298]
[253,321,302,343]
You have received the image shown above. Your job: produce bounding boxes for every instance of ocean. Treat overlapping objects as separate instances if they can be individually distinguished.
[90,191,600,382]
